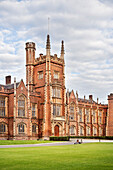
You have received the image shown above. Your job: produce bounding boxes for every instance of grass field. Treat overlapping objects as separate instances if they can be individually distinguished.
[0,143,113,170]
[0,140,55,145]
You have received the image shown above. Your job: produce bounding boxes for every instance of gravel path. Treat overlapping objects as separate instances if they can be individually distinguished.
[0,139,113,148]
[0,142,73,148]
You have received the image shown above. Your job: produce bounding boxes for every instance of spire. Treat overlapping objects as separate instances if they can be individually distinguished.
[46,34,51,56]
[60,40,65,59]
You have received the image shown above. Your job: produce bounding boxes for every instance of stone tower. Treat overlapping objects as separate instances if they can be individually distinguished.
[33,35,66,139]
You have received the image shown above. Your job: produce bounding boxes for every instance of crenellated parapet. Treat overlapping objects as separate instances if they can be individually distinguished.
[50,54,64,65]
[35,55,46,65]
[35,54,64,66]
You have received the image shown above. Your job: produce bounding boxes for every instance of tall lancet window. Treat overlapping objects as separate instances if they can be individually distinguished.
[18,95,25,117]
[0,97,5,116]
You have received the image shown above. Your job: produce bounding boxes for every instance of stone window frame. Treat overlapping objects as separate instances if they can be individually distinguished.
[0,123,7,133]
[32,103,37,117]
[79,108,83,122]
[86,126,90,136]
[70,125,75,135]
[32,123,38,134]
[92,110,96,124]
[38,71,43,79]
[99,127,102,136]
[18,94,26,117]
[69,103,75,120]
[18,123,26,134]
[80,126,84,136]
[93,126,97,136]
[0,97,5,117]
[53,104,61,116]
[54,71,59,79]
[85,108,90,123]
[52,87,61,98]
[98,110,102,124]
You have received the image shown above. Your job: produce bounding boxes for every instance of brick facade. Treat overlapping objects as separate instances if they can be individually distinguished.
[0,34,112,140]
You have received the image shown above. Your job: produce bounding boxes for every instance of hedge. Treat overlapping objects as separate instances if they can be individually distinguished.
[69,136,113,140]
[50,136,69,141]
[49,136,113,141]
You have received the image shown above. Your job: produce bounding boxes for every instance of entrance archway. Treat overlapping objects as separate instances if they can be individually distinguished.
[54,125,59,136]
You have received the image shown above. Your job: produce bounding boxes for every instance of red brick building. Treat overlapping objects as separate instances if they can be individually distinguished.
[0,34,111,140]
[67,90,107,136]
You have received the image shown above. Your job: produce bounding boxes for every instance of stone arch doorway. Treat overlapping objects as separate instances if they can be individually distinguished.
[54,125,59,136]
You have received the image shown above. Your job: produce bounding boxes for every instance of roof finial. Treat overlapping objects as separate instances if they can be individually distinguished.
[60,40,65,59]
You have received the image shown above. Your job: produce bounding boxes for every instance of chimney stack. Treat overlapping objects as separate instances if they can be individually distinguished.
[6,75,11,85]
[89,95,93,101]
[97,98,99,104]
[60,40,65,60]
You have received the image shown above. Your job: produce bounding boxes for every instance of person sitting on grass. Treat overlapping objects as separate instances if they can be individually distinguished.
[74,139,81,144]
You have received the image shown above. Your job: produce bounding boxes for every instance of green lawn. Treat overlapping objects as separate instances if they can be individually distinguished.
[0,143,113,170]
[0,140,55,145]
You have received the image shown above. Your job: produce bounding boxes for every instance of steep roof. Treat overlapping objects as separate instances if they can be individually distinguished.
[0,82,20,90]
[78,97,97,104]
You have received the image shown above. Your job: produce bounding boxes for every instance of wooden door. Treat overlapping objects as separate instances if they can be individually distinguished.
[54,125,59,136]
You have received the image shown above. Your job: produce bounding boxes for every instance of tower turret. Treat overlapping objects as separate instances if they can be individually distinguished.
[26,42,35,65]
[25,42,36,91]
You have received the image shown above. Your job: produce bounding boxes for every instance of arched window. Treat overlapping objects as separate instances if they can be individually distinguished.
[32,104,37,117]
[32,124,36,133]
[70,105,74,120]
[80,126,83,136]
[0,97,5,116]
[79,108,82,122]
[99,128,102,136]
[94,127,97,135]
[70,126,75,135]
[0,123,6,133]
[18,95,25,117]
[18,124,25,133]
[87,127,90,135]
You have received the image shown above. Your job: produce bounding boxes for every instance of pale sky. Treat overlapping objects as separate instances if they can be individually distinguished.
[0,0,113,103]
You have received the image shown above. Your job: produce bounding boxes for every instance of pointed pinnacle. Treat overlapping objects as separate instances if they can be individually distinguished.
[46,34,51,49]
[61,40,65,54]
